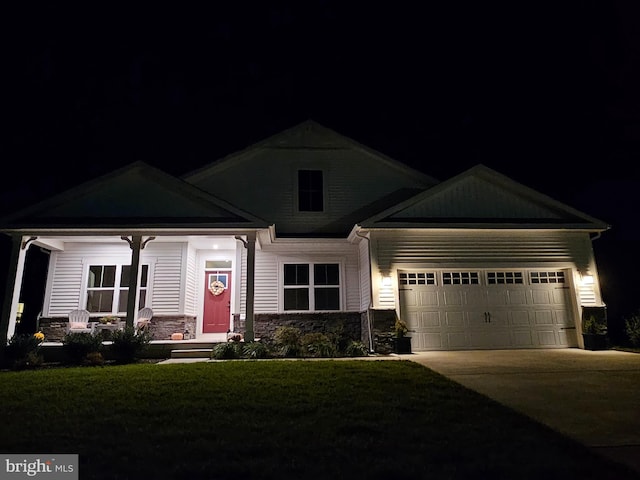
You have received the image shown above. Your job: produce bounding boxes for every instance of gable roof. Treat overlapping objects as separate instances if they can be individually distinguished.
[182,119,439,186]
[359,164,610,231]
[0,161,269,232]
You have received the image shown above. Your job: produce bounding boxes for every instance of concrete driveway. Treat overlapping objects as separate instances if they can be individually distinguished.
[404,348,640,476]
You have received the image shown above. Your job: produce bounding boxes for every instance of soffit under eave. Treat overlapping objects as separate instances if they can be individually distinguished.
[357,220,610,231]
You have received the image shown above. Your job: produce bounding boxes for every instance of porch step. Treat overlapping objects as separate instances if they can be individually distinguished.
[171,348,213,359]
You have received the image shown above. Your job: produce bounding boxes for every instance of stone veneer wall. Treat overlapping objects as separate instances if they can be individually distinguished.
[369,309,398,354]
[242,312,362,342]
[38,316,197,342]
[149,316,197,340]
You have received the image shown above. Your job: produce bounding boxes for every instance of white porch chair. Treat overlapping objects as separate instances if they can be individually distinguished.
[135,307,153,333]
[66,309,94,334]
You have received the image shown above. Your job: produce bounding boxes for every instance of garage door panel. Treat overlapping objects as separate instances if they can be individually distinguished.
[445,311,465,327]
[534,310,554,325]
[486,290,508,306]
[419,291,439,307]
[466,289,485,305]
[512,330,535,346]
[404,311,419,327]
[507,290,527,305]
[400,290,418,306]
[537,330,559,346]
[551,288,571,304]
[531,289,554,305]
[510,310,532,326]
[443,291,463,306]
[418,311,441,327]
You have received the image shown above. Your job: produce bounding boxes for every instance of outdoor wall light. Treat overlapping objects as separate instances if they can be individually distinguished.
[381,276,392,287]
[16,302,24,324]
[581,272,594,285]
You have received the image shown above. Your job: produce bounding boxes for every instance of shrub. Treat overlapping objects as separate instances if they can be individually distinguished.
[624,312,640,347]
[212,342,241,360]
[3,332,45,370]
[62,332,104,365]
[326,322,352,354]
[242,341,270,359]
[85,351,105,366]
[582,315,607,335]
[345,340,369,357]
[301,332,336,358]
[110,326,152,364]
[273,326,302,358]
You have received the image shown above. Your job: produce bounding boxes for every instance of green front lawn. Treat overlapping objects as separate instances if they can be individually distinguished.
[0,360,637,479]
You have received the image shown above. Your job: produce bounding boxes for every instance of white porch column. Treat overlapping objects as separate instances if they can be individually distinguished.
[121,235,155,329]
[245,232,256,342]
[236,232,256,342]
[0,235,30,347]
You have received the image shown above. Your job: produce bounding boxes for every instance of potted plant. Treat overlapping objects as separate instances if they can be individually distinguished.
[99,315,119,325]
[581,308,608,351]
[392,317,412,354]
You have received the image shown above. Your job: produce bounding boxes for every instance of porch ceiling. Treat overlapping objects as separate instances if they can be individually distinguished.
[32,235,241,251]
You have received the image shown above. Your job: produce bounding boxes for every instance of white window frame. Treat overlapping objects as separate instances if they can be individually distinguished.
[281,261,342,312]
[83,262,151,315]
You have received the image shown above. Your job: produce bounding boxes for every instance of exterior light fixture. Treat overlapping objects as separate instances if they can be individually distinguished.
[581,272,594,285]
[16,303,24,324]
[381,276,392,287]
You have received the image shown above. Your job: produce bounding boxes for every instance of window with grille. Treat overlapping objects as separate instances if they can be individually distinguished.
[442,271,479,285]
[283,263,340,311]
[487,271,524,284]
[530,271,565,284]
[298,170,324,212]
[399,272,436,285]
[86,264,149,314]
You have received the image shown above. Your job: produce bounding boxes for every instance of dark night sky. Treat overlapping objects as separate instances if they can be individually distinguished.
[3,2,640,322]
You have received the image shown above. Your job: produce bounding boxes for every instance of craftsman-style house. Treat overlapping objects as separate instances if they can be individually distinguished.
[0,120,609,351]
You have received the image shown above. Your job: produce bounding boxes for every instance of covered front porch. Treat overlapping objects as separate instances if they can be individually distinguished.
[3,231,263,345]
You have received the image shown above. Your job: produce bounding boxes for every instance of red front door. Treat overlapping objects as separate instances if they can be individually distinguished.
[203,271,231,333]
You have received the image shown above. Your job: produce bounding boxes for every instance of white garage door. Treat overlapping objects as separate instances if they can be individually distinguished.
[399,269,578,351]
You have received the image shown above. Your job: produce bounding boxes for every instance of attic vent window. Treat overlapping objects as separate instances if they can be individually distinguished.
[298,170,323,212]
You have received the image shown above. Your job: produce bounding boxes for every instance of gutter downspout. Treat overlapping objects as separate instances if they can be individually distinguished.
[355,228,375,353]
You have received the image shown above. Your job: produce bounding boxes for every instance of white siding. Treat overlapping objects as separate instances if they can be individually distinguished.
[146,243,185,315]
[239,246,248,315]
[254,240,361,313]
[46,250,88,316]
[254,248,277,313]
[371,230,600,310]
[184,245,198,316]
[374,231,592,269]
[46,241,188,317]
[358,238,371,311]
[188,148,432,235]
